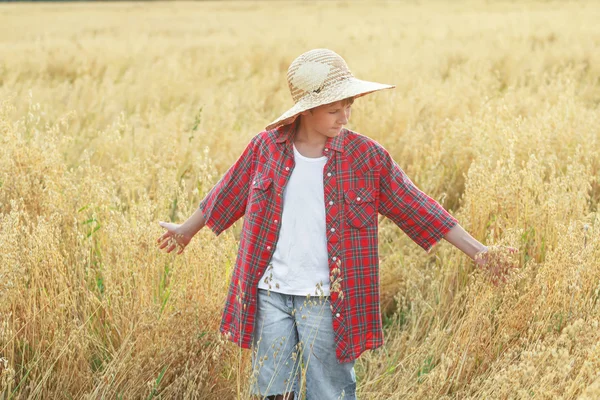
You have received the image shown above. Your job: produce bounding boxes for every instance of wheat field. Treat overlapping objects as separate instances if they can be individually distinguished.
[1,0,600,398]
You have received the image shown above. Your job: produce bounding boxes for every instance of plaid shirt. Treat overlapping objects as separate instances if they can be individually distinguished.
[199,121,458,363]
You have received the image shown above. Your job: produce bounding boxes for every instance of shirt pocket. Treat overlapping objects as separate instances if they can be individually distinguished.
[344,186,377,229]
[247,174,273,215]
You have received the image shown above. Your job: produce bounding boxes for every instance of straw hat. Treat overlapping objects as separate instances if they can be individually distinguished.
[265,48,395,131]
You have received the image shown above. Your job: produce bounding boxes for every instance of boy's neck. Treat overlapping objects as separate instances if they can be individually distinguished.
[294,119,329,158]
[294,119,328,148]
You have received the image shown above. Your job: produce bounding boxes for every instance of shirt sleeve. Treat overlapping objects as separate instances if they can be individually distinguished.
[377,146,458,253]
[198,135,259,236]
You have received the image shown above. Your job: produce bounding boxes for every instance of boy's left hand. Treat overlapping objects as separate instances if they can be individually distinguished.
[474,246,519,286]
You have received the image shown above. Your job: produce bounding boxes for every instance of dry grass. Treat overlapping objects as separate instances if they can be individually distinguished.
[1,0,600,398]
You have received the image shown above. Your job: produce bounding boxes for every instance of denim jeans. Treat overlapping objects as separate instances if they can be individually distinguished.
[250,289,357,399]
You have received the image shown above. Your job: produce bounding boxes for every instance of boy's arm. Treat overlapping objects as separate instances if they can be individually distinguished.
[197,135,259,236]
[179,207,207,239]
[377,146,458,253]
[442,223,488,261]
[376,145,518,282]
[444,223,518,284]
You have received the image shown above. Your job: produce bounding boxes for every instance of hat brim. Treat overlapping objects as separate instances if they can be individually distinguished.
[265,77,395,131]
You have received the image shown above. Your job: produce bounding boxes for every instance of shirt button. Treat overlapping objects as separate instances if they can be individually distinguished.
[252,180,256,185]
[324,148,329,152]
[330,228,335,232]
[274,219,278,223]
[267,246,271,250]
[335,313,340,318]
[332,256,337,261]
[357,197,361,201]
[329,201,333,206]
[327,172,332,177]
[285,167,290,171]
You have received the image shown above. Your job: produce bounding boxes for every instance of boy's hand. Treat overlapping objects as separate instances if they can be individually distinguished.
[474,246,519,286]
[156,221,193,255]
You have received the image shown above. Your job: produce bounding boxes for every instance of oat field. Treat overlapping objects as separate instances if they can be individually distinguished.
[1,0,600,398]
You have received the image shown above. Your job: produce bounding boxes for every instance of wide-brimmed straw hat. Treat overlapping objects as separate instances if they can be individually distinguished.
[265,48,395,131]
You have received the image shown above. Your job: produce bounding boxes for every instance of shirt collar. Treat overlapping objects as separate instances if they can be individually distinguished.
[275,118,346,153]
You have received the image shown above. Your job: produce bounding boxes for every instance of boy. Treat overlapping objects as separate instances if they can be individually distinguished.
[157,49,516,399]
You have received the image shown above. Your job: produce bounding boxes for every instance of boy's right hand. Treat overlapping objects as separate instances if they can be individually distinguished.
[156,221,193,255]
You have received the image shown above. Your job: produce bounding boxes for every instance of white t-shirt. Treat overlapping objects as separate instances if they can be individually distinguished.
[257,143,330,296]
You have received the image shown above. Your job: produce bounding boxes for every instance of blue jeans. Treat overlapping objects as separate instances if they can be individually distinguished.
[250,289,357,399]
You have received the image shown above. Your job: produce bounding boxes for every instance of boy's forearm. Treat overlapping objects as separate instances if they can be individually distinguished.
[443,223,487,260]
[180,207,207,237]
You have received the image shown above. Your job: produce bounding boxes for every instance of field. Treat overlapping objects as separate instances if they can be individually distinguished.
[1,0,600,398]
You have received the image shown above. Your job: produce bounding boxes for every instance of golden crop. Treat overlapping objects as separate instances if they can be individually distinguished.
[1,1,599,398]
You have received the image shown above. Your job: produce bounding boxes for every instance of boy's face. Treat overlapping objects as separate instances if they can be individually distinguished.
[299,98,353,138]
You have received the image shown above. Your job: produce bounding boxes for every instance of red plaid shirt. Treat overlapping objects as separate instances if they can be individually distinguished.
[199,121,458,363]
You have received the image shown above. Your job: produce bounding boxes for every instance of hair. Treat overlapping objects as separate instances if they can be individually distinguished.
[339,96,355,107]
[308,96,355,115]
